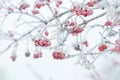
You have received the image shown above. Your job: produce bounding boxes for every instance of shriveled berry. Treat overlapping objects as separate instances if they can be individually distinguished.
[74,44,81,51]
[10,54,17,61]
[25,51,31,57]
[115,39,120,45]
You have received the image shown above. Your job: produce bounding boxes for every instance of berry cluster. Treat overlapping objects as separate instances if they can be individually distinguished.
[105,21,113,26]
[34,39,51,47]
[70,5,93,17]
[52,51,65,60]
[35,3,45,9]
[33,52,42,59]
[98,44,108,52]
[70,27,84,35]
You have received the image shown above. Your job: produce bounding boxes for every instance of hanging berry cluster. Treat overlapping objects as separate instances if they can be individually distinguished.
[34,39,51,47]
[33,52,42,59]
[70,5,93,17]
[70,27,84,35]
[52,51,65,60]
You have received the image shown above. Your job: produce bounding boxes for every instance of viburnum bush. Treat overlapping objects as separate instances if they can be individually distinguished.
[0,0,120,79]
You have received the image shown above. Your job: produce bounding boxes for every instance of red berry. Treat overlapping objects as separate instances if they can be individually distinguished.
[76,9,93,17]
[87,0,97,7]
[35,3,45,9]
[45,31,49,36]
[56,0,62,7]
[19,3,30,10]
[69,22,75,26]
[37,52,42,58]
[113,46,120,53]
[87,2,94,7]
[38,39,44,46]
[52,51,65,60]
[98,44,108,51]
[44,40,51,46]
[47,0,50,2]
[34,39,51,47]
[71,27,84,35]
[83,41,89,47]
[32,9,39,15]
[105,21,113,26]
[33,52,42,59]
[33,54,38,59]
[34,40,39,46]
[53,10,58,16]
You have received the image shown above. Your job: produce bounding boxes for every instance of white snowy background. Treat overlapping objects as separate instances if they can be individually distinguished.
[0,0,120,80]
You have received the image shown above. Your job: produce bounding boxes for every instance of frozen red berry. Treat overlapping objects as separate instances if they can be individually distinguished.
[19,3,30,10]
[113,46,120,53]
[32,9,39,15]
[71,27,84,35]
[33,52,42,59]
[52,51,65,60]
[69,22,75,26]
[83,41,89,47]
[105,21,113,26]
[56,0,62,7]
[34,40,39,46]
[98,44,108,51]
[35,3,45,9]
[87,0,97,7]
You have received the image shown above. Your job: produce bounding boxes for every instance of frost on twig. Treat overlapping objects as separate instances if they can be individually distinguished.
[0,0,120,80]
